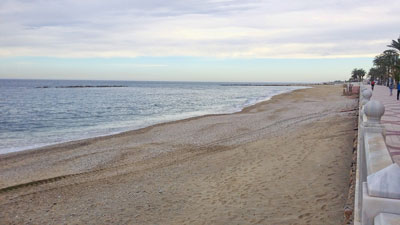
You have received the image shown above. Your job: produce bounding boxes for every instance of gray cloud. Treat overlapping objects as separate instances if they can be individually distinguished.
[0,0,399,58]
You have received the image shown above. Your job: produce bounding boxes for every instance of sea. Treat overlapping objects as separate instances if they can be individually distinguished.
[0,79,308,154]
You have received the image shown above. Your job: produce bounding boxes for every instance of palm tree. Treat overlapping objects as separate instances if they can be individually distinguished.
[373,50,399,85]
[350,69,358,81]
[368,67,386,82]
[394,60,400,83]
[373,55,388,84]
[351,68,366,81]
[388,36,400,52]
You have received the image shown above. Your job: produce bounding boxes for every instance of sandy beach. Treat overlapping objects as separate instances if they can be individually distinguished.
[0,85,357,224]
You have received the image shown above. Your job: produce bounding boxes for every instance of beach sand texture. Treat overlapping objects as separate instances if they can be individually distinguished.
[0,85,358,225]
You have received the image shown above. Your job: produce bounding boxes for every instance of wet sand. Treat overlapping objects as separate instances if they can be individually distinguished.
[0,85,358,224]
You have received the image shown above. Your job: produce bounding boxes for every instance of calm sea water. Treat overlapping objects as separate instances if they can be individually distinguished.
[0,79,307,154]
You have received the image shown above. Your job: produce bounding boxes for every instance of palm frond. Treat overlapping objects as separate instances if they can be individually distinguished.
[387,38,400,51]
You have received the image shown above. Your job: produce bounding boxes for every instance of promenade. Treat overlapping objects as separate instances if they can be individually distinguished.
[369,84,400,165]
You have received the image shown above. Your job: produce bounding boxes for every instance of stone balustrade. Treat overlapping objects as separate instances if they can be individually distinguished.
[355,86,400,225]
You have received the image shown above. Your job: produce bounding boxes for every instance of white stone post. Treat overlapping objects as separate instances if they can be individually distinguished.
[361,89,372,108]
[363,100,385,131]
[360,86,368,102]
[360,89,373,125]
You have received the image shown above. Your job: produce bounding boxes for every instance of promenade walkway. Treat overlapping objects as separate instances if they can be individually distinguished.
[369,84,400,165]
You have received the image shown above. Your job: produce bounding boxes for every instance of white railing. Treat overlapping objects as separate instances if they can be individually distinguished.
[354,86,400,225]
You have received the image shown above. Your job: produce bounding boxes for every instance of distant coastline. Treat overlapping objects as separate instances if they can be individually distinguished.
[221,83,293,86]
[220,82,338,87]
[36,85,128,88]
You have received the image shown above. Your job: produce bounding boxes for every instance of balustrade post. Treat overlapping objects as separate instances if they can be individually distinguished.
[363,100,385,133]
[361,89,372,108]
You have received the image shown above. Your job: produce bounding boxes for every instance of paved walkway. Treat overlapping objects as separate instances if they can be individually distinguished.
[369,84,400,164]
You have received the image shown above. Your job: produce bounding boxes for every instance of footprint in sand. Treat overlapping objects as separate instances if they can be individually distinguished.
[330,193,339,199]
[315,193,326,198]
[298,212,311,219]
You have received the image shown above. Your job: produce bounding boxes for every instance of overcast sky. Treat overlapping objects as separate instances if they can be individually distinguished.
[0,0,399,82]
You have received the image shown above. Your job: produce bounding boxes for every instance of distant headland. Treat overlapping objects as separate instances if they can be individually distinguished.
[36,85,128,88]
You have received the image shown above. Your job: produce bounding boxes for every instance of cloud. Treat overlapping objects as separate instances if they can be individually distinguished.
[0,0,399,58]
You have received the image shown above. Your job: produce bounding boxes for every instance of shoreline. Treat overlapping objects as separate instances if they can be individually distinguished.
[0,86,309,158]
[0,84,357,224]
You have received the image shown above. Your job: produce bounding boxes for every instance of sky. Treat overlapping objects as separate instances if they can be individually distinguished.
[0,0,399,82]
